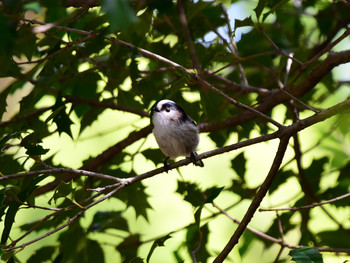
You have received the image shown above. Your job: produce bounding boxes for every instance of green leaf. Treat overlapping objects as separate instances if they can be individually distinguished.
[304,157,328,193]
[116,234,141,262]
[289,247,323,263]
[14,24,38,61]
[116,181,152,220]
[49,181,74,205]
[51,95,74,138]
[234,16,254,30]
[20,132,49,156]
[27,246,56,263]
[185,224,210,262]
[177,181,205,207]
[254,0,267,20]
[177,182,223,207]
[146,233,172,263]
[231,152,247,179]
[262,0,289,22]
[141,148,166,166]
[318,230,350,248]
[88,211,129,232]
[101,0,138,32]
[204,186,224,204]
[1,201,20,244]
[25,144,49,156]
[23,2,43,13]
[59,224,105,263]
[0,13,21,77]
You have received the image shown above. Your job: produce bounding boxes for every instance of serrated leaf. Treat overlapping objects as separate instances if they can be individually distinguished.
[49,181,74,205]
[231,152,246,180]
[234,16,254,30]
[25,144,49,156]
[89,211,129,232]
[204,186,224,204]
[254,0,267,20]
[177,181,205,207]
[1,201,20,244]
[177,182,224,207]
[142,148,166,166]
[186,224,210,262]
[289,247,323,263]
[116,234,141,262]
[101,0,138,32]
[27,246,56,263]
[146,233,172,263]
[116,181,152,220]
[51,95,74,138]
[59,224,105,263]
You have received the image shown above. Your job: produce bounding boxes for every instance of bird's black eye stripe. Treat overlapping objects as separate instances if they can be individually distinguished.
[161,103,172,112]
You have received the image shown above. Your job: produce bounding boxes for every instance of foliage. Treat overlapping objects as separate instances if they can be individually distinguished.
[1,0,350,262]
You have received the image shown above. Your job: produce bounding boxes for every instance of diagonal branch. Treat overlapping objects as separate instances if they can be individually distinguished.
[213,136,290,262]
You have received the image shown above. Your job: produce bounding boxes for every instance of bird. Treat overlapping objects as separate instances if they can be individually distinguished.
[152,99,204,171]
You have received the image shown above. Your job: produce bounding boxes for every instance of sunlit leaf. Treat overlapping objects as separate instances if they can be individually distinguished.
[289,247,323,263]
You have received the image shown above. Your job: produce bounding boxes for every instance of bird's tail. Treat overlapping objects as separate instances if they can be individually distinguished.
[191,152,204,167]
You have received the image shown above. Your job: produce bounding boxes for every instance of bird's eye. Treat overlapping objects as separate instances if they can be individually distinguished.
[165,107,170,112]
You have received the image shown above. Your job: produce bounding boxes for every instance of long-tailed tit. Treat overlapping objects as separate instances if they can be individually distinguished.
[152,99,204,170]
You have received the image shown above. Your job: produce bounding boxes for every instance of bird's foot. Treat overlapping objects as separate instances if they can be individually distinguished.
[190,152,204,167]
[163,157,170,173]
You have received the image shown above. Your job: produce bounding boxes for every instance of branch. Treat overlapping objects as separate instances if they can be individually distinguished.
[260,192,350,212]
[107,36,283,129]
[0,106,53,128]
[3,98,350,252]
[35,125,153,196]
[0,167,121,183]
[200,49,350,132]
[214,203,350,254]
[31,97,350,197]
[4,185,121,252]
[213,136,290,262]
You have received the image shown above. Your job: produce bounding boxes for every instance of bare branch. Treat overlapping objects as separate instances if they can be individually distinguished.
[213,203,350,254]
[260,193,350,212]
[4,185,122,252]
[0,167,121,183]
[214,136,290,262]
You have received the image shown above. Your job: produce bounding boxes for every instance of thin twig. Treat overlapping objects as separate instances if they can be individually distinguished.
[213,203,350,254]
[259,27,303,65]
[259,193,350,212]
[219,4,248,86]
[213,136,290,262]
[177,0,201,73]
[4,185,123,252]
[0,168,122,183]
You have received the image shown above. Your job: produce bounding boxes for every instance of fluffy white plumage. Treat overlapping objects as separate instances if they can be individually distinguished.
[152,99,203,167]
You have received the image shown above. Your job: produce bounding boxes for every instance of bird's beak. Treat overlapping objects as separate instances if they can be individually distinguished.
[153,107,160,112]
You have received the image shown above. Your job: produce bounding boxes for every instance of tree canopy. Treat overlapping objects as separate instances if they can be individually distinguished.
[1,0,350,262]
